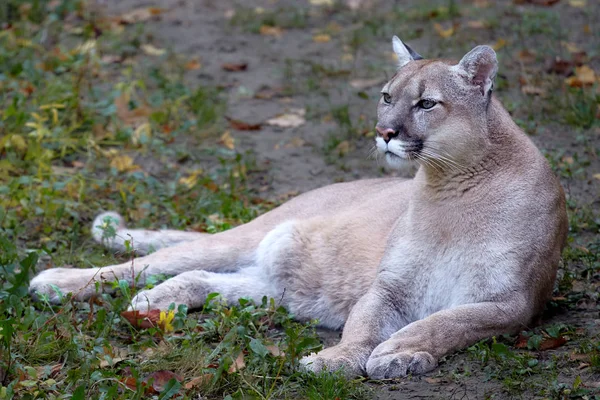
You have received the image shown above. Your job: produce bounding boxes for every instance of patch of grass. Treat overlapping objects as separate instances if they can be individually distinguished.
[229,6,309,33]
[561,87,599,130]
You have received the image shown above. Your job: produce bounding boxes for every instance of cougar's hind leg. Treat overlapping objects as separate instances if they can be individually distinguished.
[129,266,279,312]
[92,212,208,255]
[30,221,268,303]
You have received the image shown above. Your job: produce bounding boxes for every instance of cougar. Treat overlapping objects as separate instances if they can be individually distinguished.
[29,37,567,378]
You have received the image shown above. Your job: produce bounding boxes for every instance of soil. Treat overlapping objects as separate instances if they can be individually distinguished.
[100,0,600,398]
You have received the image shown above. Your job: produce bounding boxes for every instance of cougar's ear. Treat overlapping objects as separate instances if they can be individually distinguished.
[457,45,498,96]
[392,36,422,68]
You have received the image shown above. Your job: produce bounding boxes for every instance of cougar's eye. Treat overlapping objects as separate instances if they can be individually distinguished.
[382,92,392,104]
[418,99,437,110]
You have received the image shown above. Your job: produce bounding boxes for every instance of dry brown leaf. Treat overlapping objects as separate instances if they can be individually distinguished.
[284,137,306,148]
[226,117,261,130]
[184,374,213,389]
[141,44,166,56]
[350,77,386,90]
[118,7,164,24]
[266,344,285,357]
[467,20,486,29]
[336,140,350,156]
[548,58,574,76]
[228,352,246,373]
[538,336,567,351]
[492,38,507,51]
[517,49,537,64]
[219,131,235,150]
[121,309,161,329]
[266,109,306,128]
[313,34,331,43]
[222,62,248,72]
[433,23,454,38]
[114,93,152,126]
[185,59,201,70]
[424,377,442,384]
[259,25,283,36]
[146,370,183,392]
[565,65,596,87]
[521,85,546,96]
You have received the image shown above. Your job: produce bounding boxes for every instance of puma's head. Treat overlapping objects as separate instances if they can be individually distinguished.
[375,37,498,170]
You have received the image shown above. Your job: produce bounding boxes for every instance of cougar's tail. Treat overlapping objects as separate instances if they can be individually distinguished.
[92,212,205,255]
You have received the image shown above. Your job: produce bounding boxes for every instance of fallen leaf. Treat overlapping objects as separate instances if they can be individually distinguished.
[266,344,284,357]
[121,309,161,329]
[336,140,350,156]
[218,131,235,150]
[132,122,151,146]
[145,370,182,392]
[492,38,507,51]
[259,25,283,36]
[538,336,567,351]
[184,374,213,389]
[517,49,537,64]
[565,65,596,87]
[222,62,248,72]
[226,117,261,130]
[101,54,123,64]
[110,155,139,173]
[548,57,573,76]
[592,173,600,180]
[141,44,166,56]
[284,137,306,148]
[313,34,331,43]
[228,352,246,373]
[179,169,204,189]
[266,109,306,128]
[350,77,386,90]
[114,92,152,126]
[118,7,164,24]
[424,377,442,384]
[185,59,201,70]
[521,85,546,95]
[433,23,455,38]
[568,0,586,6]
[467,20,486,29]
[309,0,334,5]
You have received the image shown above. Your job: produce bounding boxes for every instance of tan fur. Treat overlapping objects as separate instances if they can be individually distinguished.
[29,40,567,378]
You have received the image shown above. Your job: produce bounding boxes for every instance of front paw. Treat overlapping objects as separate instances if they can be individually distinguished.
[299,344,368,378]
[366,350,436,379]
[29,268,101,303]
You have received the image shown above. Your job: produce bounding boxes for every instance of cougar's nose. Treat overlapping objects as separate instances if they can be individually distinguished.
[376,126,398,144]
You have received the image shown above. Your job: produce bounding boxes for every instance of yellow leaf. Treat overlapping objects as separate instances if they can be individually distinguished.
[592,173,600,180]
[158,310,175,333]
[178,169,203,189]
[568,0,586,7]
[309,0,334,5]
[132,122,151,146]
[562,41,581,53]
[259,25,283,36]
[492,38,507,51]
[141,44,166,56]
[74,39,96,55]
[110,155,137,172]
[218,131,235,150]
[565,65,596,87]
[313,34,331,43]
[433,23,454,38]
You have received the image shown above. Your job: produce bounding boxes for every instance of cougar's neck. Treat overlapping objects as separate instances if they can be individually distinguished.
[415,98,513,200]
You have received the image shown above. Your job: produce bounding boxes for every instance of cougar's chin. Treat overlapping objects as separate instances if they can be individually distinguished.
[385,150,415,169]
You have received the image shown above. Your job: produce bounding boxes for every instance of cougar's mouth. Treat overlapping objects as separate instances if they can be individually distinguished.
[385,139,424,161]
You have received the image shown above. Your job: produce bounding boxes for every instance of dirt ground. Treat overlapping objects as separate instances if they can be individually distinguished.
[99,0,600,398]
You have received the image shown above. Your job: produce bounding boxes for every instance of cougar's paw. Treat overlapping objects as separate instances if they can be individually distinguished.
[29,268,100,304]
[128,288,179,313]
[366,350,436,379]
[91,211,125,243]
[299,345,367,378]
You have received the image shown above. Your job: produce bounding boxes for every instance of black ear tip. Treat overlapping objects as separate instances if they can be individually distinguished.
[403,43,424,61]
